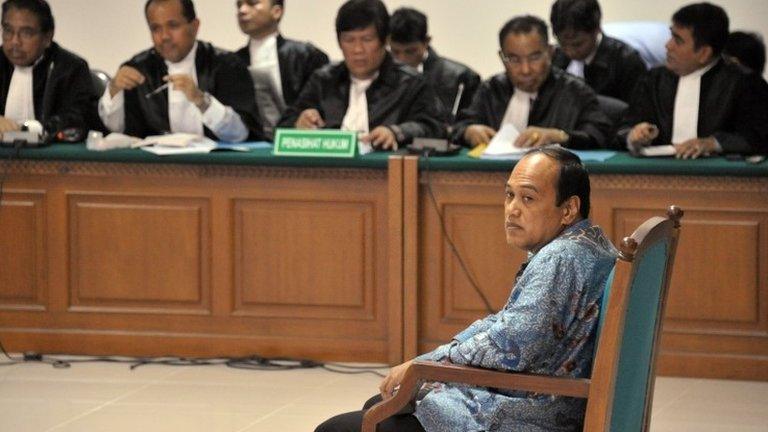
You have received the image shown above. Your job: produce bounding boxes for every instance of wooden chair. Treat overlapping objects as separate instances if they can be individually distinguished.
[363,206,684,432]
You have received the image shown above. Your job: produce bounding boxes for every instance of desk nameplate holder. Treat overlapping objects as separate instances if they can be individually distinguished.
[273,129,357,158]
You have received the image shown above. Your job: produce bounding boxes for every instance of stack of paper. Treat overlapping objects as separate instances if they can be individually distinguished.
[133,133,217,155]
[480,124,528,160]
[638,144,676,157]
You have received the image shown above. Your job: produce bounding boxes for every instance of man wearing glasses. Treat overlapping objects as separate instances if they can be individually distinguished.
[99,0,262,141]
[0,0,96,138]
[453,15,611,150]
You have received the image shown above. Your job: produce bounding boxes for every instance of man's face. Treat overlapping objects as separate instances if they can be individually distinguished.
[236,0,280,37]
[339,24,386,79]
[556,29,599,61]
[665,23,712,76]
[1,7,52,67]
[389,39,428,68]
[146,0,199,63]
[500,30,552,93]
[504,153,571,253]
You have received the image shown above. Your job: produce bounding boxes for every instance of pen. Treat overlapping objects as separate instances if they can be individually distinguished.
[451,83,465,118]
[144,82,170,99]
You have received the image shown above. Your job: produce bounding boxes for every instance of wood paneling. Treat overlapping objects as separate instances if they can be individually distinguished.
[233,199,375,319]
[68,194,211,314]
[0,160,399,363]
[0,190,46,310]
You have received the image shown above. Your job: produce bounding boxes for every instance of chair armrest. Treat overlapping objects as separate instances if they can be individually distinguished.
[362,361,590,432]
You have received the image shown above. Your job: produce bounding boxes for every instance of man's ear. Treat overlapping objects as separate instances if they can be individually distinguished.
[272,4,284,22]
[696,44,714,65]
[561,195,581,225]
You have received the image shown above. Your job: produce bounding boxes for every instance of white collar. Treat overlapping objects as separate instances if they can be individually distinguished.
[165,41,198,69]
[351,71,378,87]
[249,31,278,51]
[512,88,537,100]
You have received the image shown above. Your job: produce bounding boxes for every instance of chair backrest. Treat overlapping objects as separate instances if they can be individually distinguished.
[603,21,670,69]
[584,206,683,431]
[90,69,111,97]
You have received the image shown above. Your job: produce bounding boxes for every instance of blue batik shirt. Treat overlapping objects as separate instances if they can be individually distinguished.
[414,219,618,432]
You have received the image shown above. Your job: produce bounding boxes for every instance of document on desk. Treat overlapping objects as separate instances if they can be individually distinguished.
[135,133,217,155]
[480,124,527,159]
[639,144,676,157]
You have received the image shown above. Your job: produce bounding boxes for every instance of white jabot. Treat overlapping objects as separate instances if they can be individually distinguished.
[565,33,601,79]
[166,42,203,136]
[248,32,283,99]
[416,50,429,74]
[4,65,35,122]
[671,61,716,144]
[501,89,536,132]
[341,75,375,134]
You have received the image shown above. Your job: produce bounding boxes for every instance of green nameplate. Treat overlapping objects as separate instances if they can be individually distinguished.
[273,129,357,158]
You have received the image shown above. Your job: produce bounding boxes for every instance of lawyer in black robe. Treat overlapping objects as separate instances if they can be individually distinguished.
[617,60,768,155]
[278,54,446,144]
[0,42,95,135]
[452,67,612,149]
[119,41,262,140]
[235,35,328,109]
[552,35,646,103]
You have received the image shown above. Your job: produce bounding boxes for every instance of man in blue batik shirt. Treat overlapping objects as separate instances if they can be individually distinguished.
[316,146,618,432]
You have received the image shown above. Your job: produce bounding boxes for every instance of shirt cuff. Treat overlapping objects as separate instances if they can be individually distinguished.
[201,95,227,129]
[99,87,124,115]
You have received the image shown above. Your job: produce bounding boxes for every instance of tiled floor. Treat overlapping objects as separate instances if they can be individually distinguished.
[1,355,766,431]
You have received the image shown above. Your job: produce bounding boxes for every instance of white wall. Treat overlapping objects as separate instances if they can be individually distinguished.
[48,0,768,79]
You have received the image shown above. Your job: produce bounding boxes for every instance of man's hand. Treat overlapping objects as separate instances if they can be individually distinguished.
[464,124,496,147]
[379,360,413,400]
[109,66,145,97]
[515,126,569,148]
[361,126,398,150]
[675,137,718,159]
[628,122,659,147]
[295,109,326,129]
[0,116,20,134]
[165,74,206,109]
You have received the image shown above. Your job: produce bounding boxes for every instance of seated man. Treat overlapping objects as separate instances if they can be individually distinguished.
[278,0,445,151]
[0,0,96,138]
[99,0,262,142]
[619,2,768,158]
[315,146,618,432]
[550,0,647,103]
[234,0,329,139]
[453,15,612,149]
[389,7,480,122]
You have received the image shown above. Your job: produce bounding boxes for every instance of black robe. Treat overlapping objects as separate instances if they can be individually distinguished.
[617,60,768,154]
[121,41,263,140]
[278,54,447,144]
[235,34,329,109]
[553,35,647,103]
[452,68,613,149]
[0,42,97,135]
[422,47,481,121]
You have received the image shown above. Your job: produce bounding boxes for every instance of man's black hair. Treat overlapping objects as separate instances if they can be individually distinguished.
[525,146,591,219]
[724,31,765,74]
[335,0,389,43]
[390,7,427,44]
[672,2,729,56]
[144,0,196,22]
[550,0,601,36]
[2,0,54,33]
[498,15,549,48]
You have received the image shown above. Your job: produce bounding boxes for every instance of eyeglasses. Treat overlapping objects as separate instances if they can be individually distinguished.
[499,50,547,66]
[2,26,41,41]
